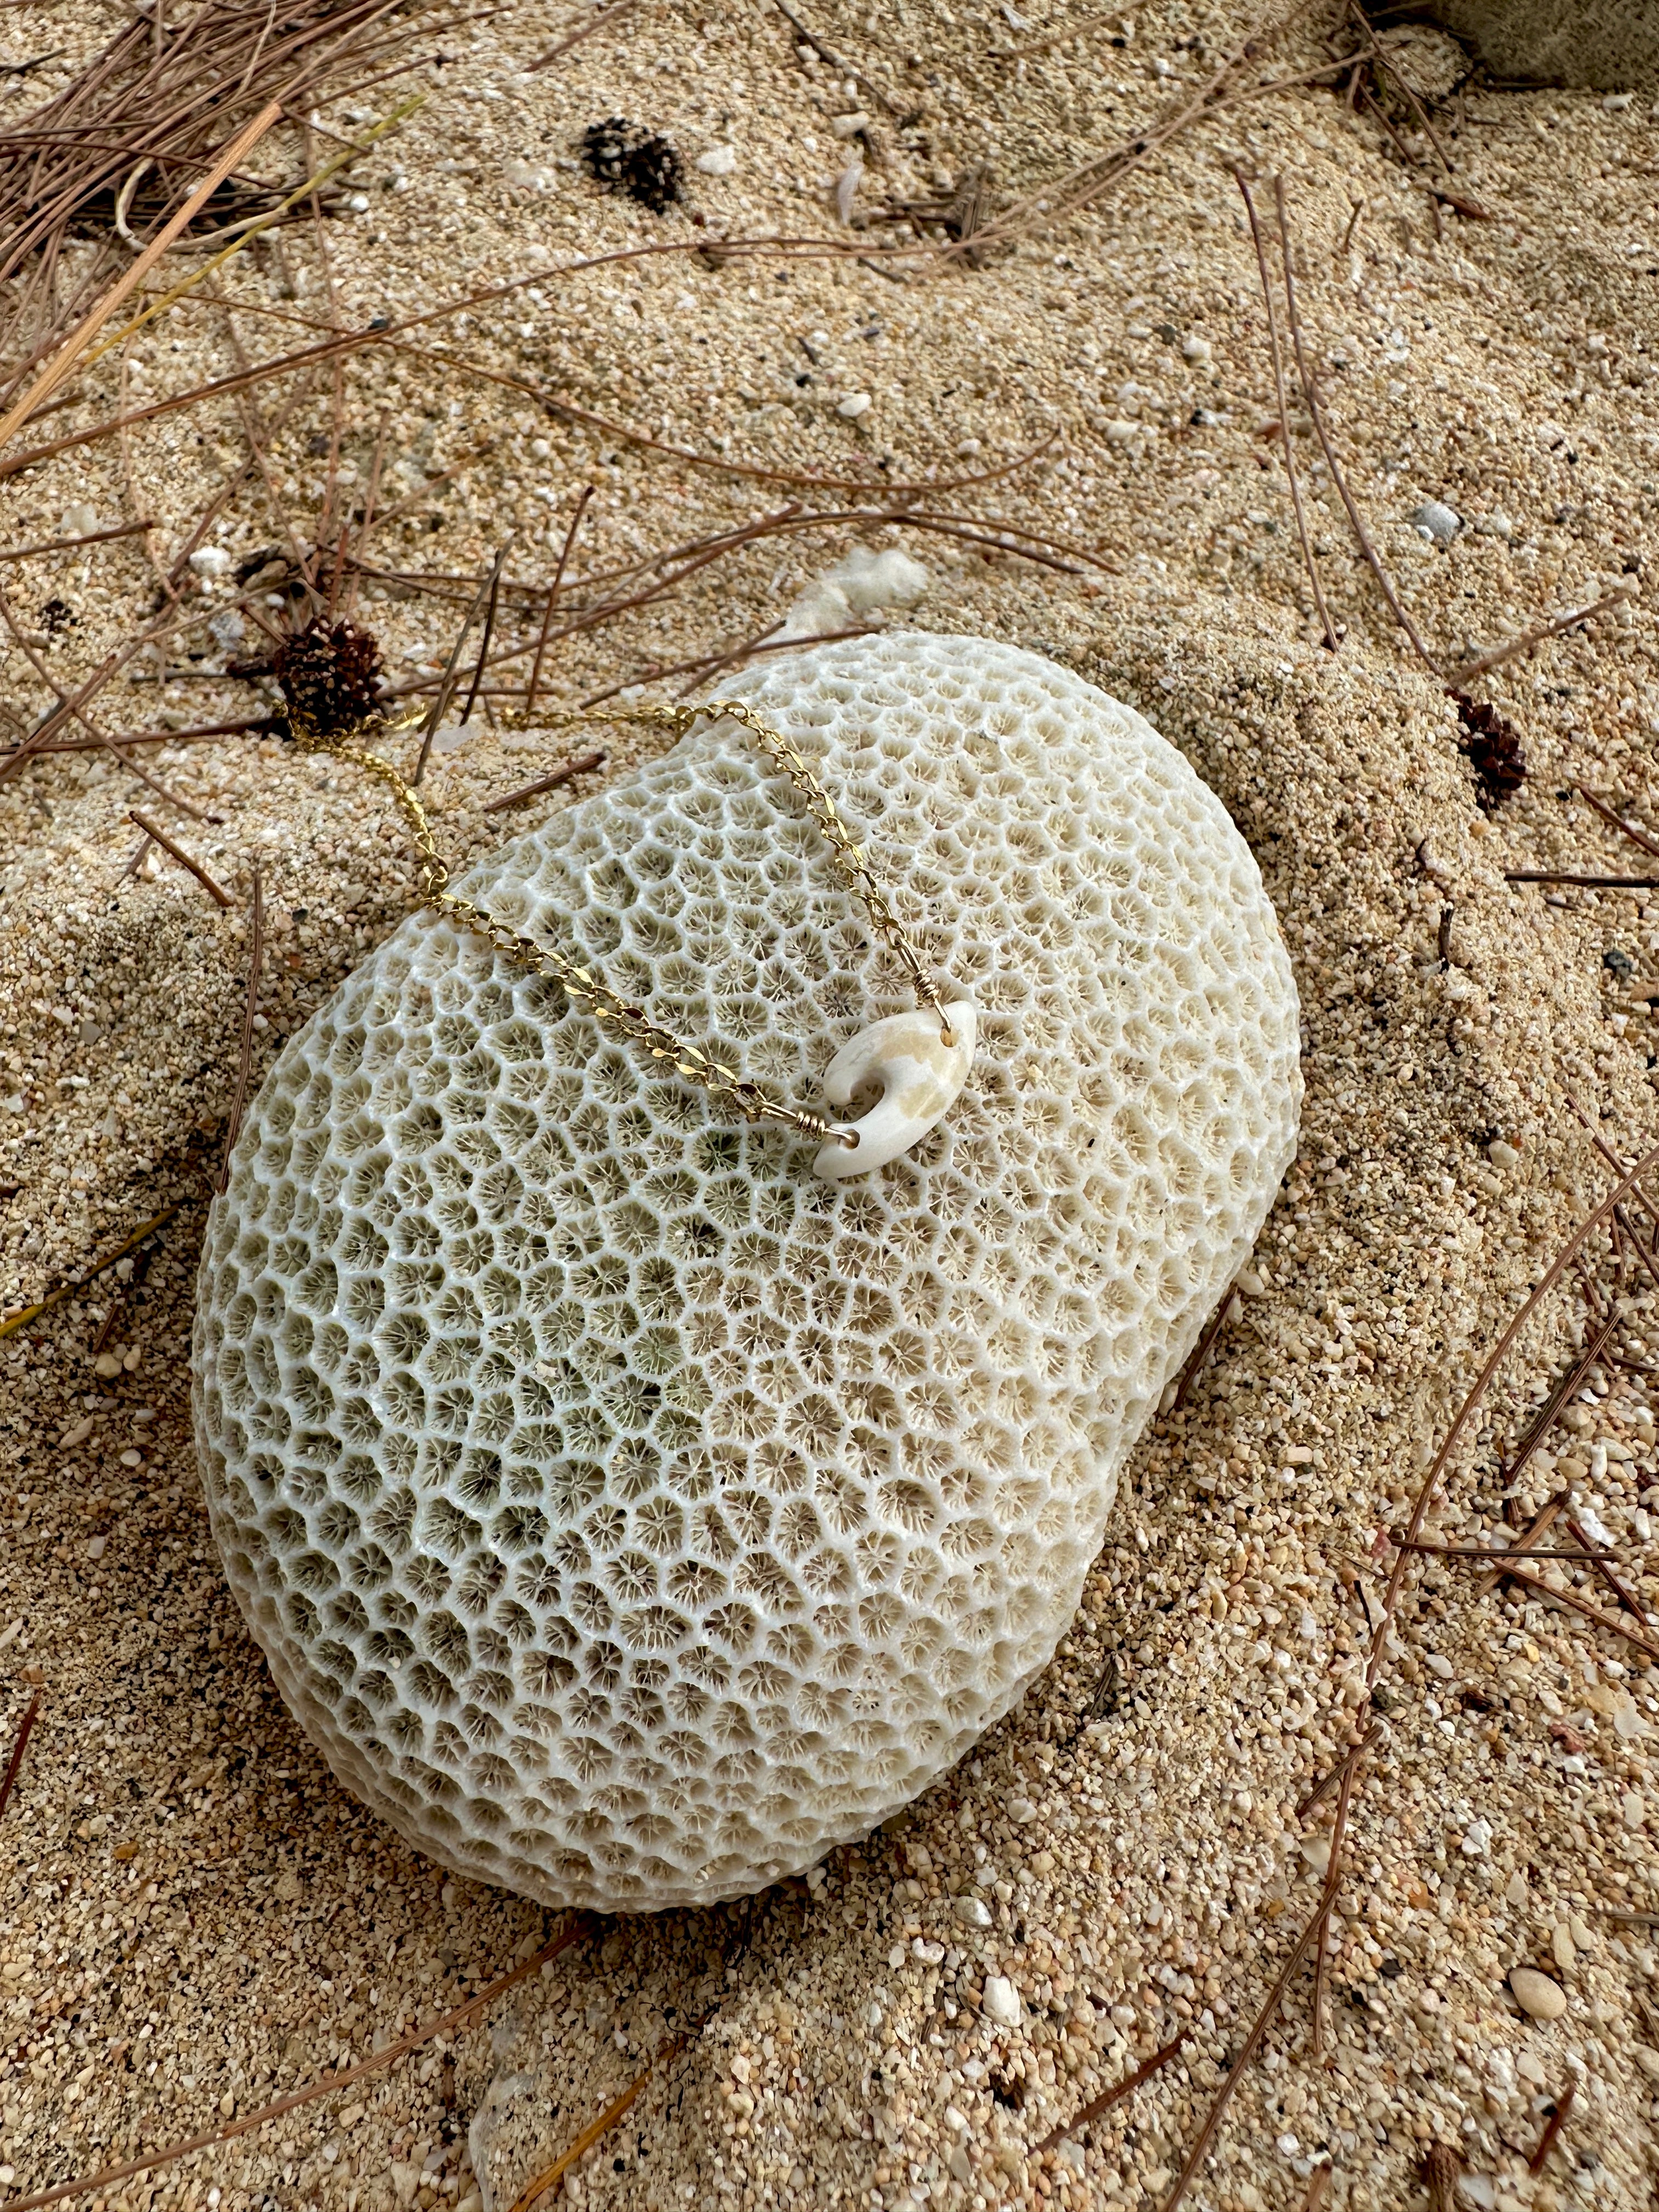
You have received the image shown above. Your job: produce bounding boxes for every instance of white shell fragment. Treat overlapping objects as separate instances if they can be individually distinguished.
[193,633,1301,1914]
[812,1001,978,1178]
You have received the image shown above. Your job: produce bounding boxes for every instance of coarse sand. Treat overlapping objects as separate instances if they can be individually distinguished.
[3,7,1659,2212]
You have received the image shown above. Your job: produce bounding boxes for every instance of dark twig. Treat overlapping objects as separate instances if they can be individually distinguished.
[1234,170,1336,651]
[524,483,592,723]
[1273,174,1442,678]
[127,809,233,907]
[482,750,606,816]
[1172,1286,1238,1409]
[1526,2083,1576,2177]
[1034,2033,1188,2154]
[217,866,264,1191]
[0,1692,41,1821]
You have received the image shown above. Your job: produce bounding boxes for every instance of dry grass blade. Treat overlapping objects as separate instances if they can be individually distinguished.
[1453,592,1633,685]
[1565,1514,1650,1624]
[5,1920,594,2212]
[767,0,896,116]
[1526,2083,1576,2175]
[1369,1141,1659,1681]
[127,808,234,907]
[528,0,645,73]
[0,1691,41,1820]
[414,557,498,782]
[1033,2033,1186,2154]
[1477,1556,1659,1662]
[482,749,606,816]
[0,583,217,819]
[1503,1304,1621,1488]
[1578,786,1659,862]
[1160,1745,1365,2211]
[1234,170,1336,651]
[1505,872,1659,890]
[524,483,593,721]
[580,623,873,709]
[459,539,512,726]
[0,1205,179,1342]
[0,518,154,561]
[992,3,1148,63]
[968,2,1324,251]
[1171,1285,1238,1410]
[217,866,265,1190]
[506,2030,687,2212]
[0,100,281,453]
[4,715,273,757]
[1273,174,1441,676]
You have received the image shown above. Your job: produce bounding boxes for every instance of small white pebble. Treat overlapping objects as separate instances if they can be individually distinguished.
[1182,334,1211,364]
[836,392,872,419]
[1487,1138,1521,1170]
[981,1976,1022,2027]
[1509,1967,1567,2021]
[60,503,99,538]
[1412,500,1462,544]
[188,547,233,579]
[831,111,870,137]
[1604,90,1635,110]
[696,144,738,176]
[1425,1652,1454,1680]
[955,1894,992,1927]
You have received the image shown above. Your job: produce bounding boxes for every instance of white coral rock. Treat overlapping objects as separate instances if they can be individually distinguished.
[193,633,1300,1912]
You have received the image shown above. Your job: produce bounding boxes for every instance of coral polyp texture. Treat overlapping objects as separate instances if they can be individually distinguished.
[192,633,1301,1911]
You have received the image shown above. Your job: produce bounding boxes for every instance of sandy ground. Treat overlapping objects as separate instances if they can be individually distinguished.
[4,4,1659,2211]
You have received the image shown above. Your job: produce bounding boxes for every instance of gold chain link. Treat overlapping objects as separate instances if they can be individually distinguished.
[290,699,953,1146]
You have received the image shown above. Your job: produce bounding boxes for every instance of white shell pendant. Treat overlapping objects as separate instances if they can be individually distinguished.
[812,1000,978,1178]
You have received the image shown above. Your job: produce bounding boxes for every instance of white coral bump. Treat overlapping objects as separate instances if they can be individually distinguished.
[193,633,1301,1911]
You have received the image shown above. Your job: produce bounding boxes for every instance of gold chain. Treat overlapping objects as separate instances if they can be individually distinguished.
[291,699,952,1146]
